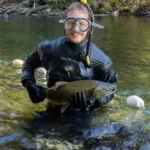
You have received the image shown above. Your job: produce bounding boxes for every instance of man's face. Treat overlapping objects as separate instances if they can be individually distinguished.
[65,10,89,44]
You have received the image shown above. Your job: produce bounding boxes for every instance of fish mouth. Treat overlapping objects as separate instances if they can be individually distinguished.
[102,85,117,96]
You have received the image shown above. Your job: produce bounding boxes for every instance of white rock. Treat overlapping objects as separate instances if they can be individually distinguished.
[126,95,144,108]
[12,59,24,66]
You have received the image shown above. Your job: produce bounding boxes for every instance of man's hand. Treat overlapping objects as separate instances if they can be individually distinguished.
[88,93,115,108]
[25,80,47,103]
[70,92,114,110]
[70,92,87,110]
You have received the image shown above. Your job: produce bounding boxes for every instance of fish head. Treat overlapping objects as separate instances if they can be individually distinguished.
[92,82,117,98]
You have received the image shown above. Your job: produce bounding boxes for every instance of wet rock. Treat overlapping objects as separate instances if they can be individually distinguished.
[20,137,28,144]
[112,122,132,137]
[129,121,150,142]
[0,111,9,120]
[119,139,137,149]
[0,133,22,145]
[83,122,131,139]
[111,9,119,17]
[83,138,115,150]
[0,13,8,19]
[29,138,81,150]
[139,143,150,150]
[10,113,19,118]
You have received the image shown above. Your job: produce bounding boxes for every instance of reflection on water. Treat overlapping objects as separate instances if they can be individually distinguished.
[0,15,150,149]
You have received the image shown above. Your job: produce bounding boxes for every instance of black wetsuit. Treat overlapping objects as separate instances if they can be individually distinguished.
[21,36,118,111]
[22,36,118,87]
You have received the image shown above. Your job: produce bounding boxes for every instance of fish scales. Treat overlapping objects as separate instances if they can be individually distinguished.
[46,80,117,107]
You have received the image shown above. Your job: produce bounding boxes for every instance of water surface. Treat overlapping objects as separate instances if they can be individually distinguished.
[0,15,150,149]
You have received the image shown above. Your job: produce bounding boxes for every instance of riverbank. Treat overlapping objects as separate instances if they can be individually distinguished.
[0,0,150,18]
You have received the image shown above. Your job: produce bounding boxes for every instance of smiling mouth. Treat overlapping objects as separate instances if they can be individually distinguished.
[70,32,82,36]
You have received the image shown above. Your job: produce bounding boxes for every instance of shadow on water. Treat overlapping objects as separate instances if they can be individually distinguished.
[0,15,150,149]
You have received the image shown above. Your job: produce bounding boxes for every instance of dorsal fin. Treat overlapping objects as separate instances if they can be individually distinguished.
[52,81,68,91]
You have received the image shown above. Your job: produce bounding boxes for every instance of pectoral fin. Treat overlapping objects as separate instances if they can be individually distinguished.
[61,105,69,113]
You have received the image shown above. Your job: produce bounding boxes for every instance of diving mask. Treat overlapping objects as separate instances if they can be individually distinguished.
[64,17,90,32]
[64,17,104,32]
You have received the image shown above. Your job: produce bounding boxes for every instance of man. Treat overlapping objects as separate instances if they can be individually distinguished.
[21,1,118,113]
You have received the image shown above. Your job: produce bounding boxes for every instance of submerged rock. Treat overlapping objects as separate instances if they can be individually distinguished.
[83,122,131,139]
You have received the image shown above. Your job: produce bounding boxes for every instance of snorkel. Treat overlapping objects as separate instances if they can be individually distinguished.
[80,0,94,67]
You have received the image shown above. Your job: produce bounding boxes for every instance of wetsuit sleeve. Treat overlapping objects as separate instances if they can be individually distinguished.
[21,40,53,87]
[21,50,42,86]
[91,44,118,83]
[21,40,51,86]
[95,60,118,83]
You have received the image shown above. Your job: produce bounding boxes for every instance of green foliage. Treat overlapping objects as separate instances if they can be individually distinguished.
[103,2,113,12]
[89,0,99,9]
[3,0,150,14]
[97,0,150,14]
[46,0,71,10]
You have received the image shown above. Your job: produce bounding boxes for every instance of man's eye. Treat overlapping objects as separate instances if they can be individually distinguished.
[79,21,88,25]
[80,23,88,27]
[68,20,75,24]
[80,23,86,26]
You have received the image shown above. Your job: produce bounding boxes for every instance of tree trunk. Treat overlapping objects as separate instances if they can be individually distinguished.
[26,5,51,15]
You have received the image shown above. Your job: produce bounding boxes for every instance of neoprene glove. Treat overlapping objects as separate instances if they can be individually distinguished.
[89,93,115,108]
[70,92,114,110]
[25,80,47,103]
[70,92,87,110]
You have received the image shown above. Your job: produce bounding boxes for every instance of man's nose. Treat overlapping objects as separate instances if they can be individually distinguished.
[72,22,80,32]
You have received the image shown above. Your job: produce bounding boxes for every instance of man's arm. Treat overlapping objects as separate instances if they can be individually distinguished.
[21,50,42,86]
[96,60,118,83]
[21,42,48,103]
[90,43,118,83]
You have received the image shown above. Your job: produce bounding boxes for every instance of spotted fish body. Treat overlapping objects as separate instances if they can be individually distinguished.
[46,80,117,113]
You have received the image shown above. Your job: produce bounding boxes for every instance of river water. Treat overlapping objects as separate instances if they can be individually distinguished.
[0,15,150,149]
